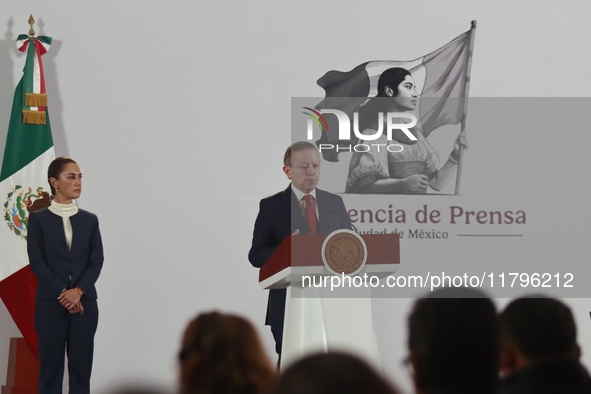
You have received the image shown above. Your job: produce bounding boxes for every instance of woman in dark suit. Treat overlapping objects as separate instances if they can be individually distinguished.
[27,157,104,394]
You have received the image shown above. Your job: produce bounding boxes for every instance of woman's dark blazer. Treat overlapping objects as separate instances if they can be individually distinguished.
[27,208,104,300]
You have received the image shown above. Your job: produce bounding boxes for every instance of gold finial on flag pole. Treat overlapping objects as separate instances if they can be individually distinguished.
[28,15,35,37]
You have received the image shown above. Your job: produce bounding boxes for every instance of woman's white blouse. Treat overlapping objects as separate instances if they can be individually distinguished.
[48,200,79,251]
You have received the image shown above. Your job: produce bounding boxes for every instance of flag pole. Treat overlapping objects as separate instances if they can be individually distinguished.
[454,20,477,195]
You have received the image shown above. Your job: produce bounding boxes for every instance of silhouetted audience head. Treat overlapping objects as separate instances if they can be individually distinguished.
[178,311,275,394]
[498,296,591,394]
[407,287,499,393]
[500,296,580,373]
[273,351,399,394]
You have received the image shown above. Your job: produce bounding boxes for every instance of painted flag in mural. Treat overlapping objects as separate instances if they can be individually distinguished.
[315,24,475,161]
[0,33,54,357]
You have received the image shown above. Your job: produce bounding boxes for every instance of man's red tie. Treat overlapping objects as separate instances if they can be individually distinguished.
[303,194,317,235]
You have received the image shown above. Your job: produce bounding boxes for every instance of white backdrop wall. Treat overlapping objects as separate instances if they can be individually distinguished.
[1,1,591,392]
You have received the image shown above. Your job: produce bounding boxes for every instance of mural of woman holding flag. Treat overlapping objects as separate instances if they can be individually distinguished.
[345,67,468,194]
[315,22,476,194]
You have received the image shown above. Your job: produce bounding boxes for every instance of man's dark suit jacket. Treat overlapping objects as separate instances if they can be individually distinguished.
[248,185,352,327]
[27,209,104,300]
[501,359,591,394]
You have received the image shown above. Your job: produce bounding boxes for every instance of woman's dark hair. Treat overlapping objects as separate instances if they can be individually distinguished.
[47,157,77,195]
[377,67,411,97]
[272,352,400,394]
[178,311,275,394]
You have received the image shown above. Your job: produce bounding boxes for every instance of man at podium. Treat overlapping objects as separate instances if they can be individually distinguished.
[249,141,352,362]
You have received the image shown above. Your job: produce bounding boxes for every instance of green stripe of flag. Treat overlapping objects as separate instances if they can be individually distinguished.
[22,39,35,100]
[0,78,53,181]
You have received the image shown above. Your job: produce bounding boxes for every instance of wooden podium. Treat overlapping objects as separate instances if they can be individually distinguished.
[259,232,399,369]
[1,338,39,394]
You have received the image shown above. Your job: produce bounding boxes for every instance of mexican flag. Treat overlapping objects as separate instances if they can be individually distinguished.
[0,33,54,357]
[315,22,476,162]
